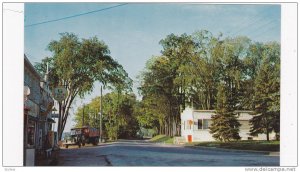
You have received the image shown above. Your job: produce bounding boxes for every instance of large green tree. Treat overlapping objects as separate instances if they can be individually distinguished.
[137,30,280,141]
[74,92,139,140]
[74,97,101,128]
[241,42,265,109]
[134,100,160,131]
[209,37,251,141]
[250,42,280,141]
[139,33,196,136]
[177,30,221,110]
[35,33,132,140]
[139,56,178,136]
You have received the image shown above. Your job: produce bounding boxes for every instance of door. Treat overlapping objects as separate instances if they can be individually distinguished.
[188,135,192,142]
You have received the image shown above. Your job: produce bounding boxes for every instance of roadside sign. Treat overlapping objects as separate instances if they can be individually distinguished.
[53,87,67,102]
[24,86,30,101]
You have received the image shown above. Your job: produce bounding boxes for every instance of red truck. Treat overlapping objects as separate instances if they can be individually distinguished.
[64,126,100,148]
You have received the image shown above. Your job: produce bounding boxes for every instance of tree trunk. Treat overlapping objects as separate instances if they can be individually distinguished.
[57,89,78,141]
[160,124,162,135]
[177,115,181,136]
[266,130,270,141]
[265,118,270,142]
[169,114,172,137]
[57,103,70,141]
[172,118,176,137]
[57,102,63,141]
[171,120,173,137]
[58,105,65,141]
[165,123,167,136]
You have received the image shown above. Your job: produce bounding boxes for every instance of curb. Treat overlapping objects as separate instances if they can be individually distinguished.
[145,141,279,156]
[269,152,280,156]
[154,142,185,147]
[183,145,279,156]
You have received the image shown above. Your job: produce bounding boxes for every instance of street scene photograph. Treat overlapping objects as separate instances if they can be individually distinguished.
[22,2,282,167]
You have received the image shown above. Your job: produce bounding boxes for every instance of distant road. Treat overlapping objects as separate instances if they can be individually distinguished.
[57,139,279,166]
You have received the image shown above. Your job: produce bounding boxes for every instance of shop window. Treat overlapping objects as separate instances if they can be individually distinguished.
[27,121,36,147]
[38,129,42,148]
[48,123,52,131]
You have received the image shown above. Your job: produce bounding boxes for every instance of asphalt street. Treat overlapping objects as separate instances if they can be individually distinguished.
[57,139,279,166]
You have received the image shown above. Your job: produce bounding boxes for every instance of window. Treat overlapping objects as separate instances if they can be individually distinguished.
[198,119,210,130]
[203,119,209,129]
[27,120,36,147]
[48,123,52,131]
[198,119,203,129]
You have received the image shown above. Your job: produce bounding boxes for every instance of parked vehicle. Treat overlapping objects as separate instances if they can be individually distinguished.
[64,126,100,148]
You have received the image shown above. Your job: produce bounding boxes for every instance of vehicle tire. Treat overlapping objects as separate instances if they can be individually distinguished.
[92,138,97,145]
[82,138,86,146]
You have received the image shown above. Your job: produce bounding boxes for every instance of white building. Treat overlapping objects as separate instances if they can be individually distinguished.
[181,107,276,142]
[24,55,55,166]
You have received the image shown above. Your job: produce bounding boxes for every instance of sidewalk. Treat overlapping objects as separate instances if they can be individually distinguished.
[36,148,60,166]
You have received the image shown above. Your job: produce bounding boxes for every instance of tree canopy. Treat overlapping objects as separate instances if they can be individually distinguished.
[35,30,280,142]
[74,92,139,140]
[138,30,280,141]
[35,33,132,140]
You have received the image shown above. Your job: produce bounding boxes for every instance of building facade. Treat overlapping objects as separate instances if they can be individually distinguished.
[24,55,41,166]
[181,107,276,142]
[24,55,55,166]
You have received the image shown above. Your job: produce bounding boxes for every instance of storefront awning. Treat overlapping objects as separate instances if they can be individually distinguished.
[47,118,56,123]
[28,115,38,121]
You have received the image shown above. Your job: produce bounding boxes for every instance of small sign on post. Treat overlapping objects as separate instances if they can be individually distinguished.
[24,86,30,101]
[53,86,67,102]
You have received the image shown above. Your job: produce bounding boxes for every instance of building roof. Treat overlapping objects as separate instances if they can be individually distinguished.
[236,110,253,113]
[192,109,253,113]
[24,54,42,79]
[193,110,216,112]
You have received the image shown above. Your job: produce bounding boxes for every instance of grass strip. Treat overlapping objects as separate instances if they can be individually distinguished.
[189,140,279,152]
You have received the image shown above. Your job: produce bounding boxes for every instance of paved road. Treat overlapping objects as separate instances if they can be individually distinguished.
[57,139,279,166]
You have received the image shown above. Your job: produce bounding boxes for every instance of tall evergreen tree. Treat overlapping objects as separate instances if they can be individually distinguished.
[210,83,241,142]
[209,37,249,142]
[250,42,280,141]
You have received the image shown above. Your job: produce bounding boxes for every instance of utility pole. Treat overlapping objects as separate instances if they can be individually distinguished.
[99,85,103,143]
[82,104,85,127]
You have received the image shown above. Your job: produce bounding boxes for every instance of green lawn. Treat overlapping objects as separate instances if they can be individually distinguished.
[149,135,174,144]
[186,140,279,152]
[150,135,279,152]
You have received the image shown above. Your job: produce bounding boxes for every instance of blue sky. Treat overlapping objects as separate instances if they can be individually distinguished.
[24,3,280,131]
